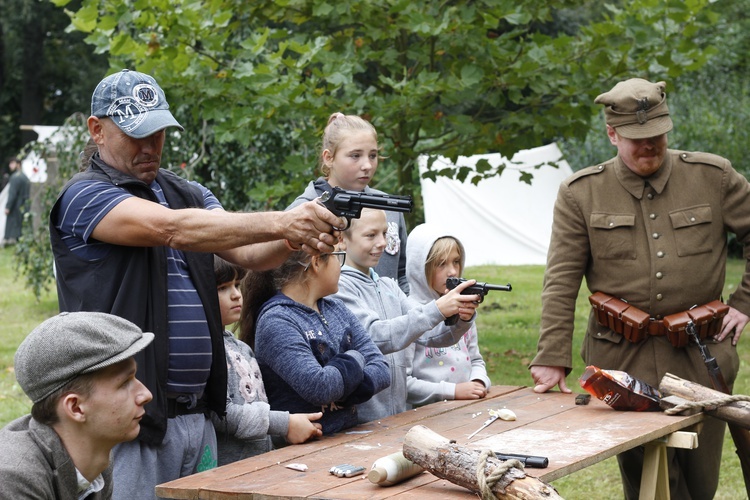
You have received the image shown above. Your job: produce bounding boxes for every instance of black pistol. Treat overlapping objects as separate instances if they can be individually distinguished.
[494,452,549,469]
[319,186,413,229]
[444,277,512,325]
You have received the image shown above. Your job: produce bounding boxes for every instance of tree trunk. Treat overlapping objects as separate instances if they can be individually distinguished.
[20,4,45,146]
[659,373,750,430]
[402,424,562,499]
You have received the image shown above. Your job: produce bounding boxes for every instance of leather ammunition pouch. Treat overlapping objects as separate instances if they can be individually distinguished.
[662,301,729,348]
[589,292,728,348]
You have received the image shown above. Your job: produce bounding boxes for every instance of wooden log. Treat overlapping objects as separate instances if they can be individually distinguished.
[402,424,561,499]
[659,373,750,430]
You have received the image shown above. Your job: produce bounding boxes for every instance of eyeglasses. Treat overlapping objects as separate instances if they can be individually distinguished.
[297,251,346,271]
[331,251,346,267]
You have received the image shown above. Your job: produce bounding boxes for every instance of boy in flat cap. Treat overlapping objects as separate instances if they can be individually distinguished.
[49,69,344,499]
[0,312,153,499]
[530,77,749,498]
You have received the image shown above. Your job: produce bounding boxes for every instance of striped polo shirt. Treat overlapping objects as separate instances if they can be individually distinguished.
[55,178,222,395]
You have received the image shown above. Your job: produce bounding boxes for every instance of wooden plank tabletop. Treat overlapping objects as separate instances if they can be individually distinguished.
[156,385,703,499]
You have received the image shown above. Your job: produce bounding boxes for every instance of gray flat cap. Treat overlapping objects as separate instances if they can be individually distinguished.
[14,312,154,403]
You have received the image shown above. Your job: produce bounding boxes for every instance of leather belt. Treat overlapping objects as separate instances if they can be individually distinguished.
[589,292,728,347]
[647,319,666,336]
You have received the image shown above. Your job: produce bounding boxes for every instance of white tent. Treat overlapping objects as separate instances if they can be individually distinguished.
[418,143,573,267]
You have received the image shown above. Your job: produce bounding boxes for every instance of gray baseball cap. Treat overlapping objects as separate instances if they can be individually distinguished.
[91,69,184,139]
[14,312,155,403]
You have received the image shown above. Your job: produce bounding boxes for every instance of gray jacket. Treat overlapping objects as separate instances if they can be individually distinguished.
[334,267,471,422]
[288,178,410,293]
[0,415,113,499]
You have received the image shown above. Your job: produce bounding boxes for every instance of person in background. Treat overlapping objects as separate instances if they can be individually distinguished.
[287,112,410,293]
[241,247,390,435]
[530,78,750,499]
[0,312,153,499]
[3,156,30,246]
[212,256,322,465]
[405,223,490,406]
[49,69,343,500]
[334,208,482,423]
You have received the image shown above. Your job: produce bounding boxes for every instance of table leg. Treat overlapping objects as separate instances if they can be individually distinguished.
[639,442,669,500]
[638,431,698,500]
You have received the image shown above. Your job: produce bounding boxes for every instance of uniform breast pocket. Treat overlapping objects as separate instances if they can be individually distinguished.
[669,205,712,256]
[589,213,636,260]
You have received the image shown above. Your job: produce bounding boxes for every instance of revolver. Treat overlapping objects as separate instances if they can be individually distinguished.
[444,276,512,325]
[319,186,413,229]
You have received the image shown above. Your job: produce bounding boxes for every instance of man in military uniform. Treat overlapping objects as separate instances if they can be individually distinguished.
[530,78,749,499]
[3,156,30,246]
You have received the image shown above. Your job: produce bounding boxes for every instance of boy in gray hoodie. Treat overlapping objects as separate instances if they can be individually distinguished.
[334,208,482,423]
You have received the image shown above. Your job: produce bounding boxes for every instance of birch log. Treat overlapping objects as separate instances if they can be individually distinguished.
[659,373,750,429]
[402,424,561,499]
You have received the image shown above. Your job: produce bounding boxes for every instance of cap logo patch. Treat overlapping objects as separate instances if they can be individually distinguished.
[636,97,649,124]
[133,83,160,108]
[106,96,149,134]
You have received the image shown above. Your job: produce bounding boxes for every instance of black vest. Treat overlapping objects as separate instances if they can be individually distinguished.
[49,155,226,445]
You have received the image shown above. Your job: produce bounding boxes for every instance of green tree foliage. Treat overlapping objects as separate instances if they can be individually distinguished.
[560,1,750,175]
[17,0,723,299]
[51,0,719,207]
[13,114,89,299]
[0,0,106,165]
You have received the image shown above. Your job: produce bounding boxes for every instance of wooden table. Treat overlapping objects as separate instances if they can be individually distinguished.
[157,385,703,499]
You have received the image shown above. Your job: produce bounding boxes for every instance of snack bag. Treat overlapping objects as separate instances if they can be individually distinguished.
[579,365,661,411]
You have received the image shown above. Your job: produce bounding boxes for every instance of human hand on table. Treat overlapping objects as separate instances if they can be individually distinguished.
[530,365,572,394]
[454,380,488,400]
[286,412,323,444]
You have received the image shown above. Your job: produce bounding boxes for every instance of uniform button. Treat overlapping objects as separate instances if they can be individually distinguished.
[597,332,603,337]
[649,213,657,220]
[690,217,696,222]
[647,193,654,200]
[656,272,663,279]
[609,222,614,227]
[656,294,663,300]
[657,251,665,258]
[682,153,688,159]
[598,165,604,170]
[652,233,660,239]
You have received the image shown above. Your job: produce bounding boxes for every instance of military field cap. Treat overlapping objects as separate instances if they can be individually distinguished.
[14,312,154,403]
[594,78,673,139]
[91,69,184,139]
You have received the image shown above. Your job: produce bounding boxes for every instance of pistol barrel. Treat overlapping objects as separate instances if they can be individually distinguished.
[484,283,512,292]
[357,192,413,213]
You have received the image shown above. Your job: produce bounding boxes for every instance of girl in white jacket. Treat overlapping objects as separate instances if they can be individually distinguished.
[405,223,491,406]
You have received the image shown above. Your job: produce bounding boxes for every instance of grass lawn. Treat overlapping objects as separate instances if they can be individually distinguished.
[0,246,746,498]
[0,246,57,425]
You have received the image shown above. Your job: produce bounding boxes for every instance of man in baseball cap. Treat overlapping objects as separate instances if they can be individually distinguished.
[51,67,344,500]
[91,69,183,139]
[0,312,153,499]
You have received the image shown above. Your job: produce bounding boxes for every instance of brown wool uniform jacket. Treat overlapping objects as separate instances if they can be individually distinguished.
[531,149,748,389]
